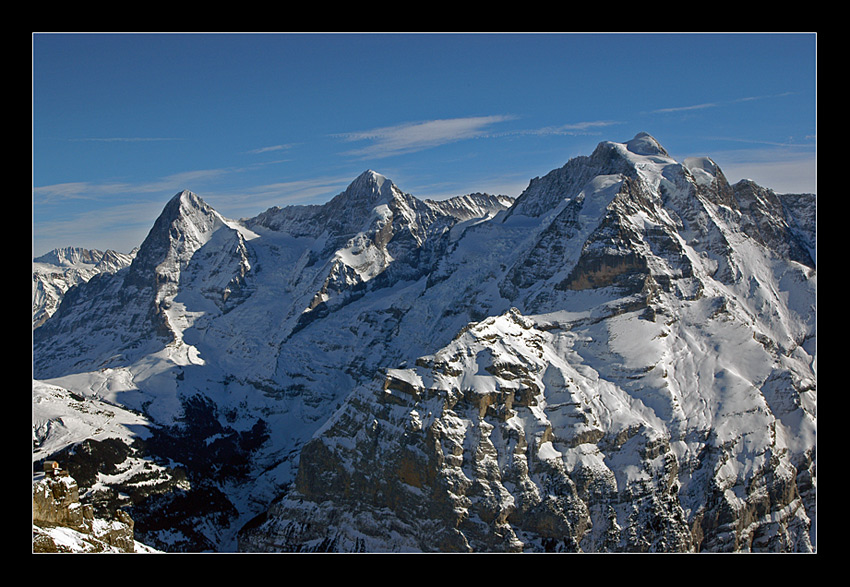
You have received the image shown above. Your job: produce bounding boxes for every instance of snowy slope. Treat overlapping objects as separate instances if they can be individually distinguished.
[32,379,152,459]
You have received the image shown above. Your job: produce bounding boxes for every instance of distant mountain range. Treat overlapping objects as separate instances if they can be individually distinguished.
[32,133,816,552]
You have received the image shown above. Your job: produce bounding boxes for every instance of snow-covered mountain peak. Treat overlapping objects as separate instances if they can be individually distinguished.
[161,189,224,228]
[130,190,229,274]
[358,169,389,189]
[34,247,107,268]
[625,131,669,157]
[507,133,674,220]
[683,156,723,187]
[333,169,397,207]
[32,187,255,375]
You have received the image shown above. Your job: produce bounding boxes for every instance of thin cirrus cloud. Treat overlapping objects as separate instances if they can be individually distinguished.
[519,120,621,136]
[247,144,294,155]
[336,115,517,159]
[335,116,623,159]
[651,91,795,114]
[34,168,234,204]
[66,137,184,143]
[652,102,718,114]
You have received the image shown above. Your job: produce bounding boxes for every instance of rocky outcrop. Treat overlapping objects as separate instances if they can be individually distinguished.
[239,302,812,552]
[35,401,268,553]
[237,310,688,552]
[32,472,137,553]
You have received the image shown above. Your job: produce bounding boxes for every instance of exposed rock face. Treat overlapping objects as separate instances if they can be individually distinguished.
[237,310,691,552]
[32,473,137,553]
[240,296,813,552]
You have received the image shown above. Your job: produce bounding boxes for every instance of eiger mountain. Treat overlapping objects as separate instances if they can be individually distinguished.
[32,133,816,553]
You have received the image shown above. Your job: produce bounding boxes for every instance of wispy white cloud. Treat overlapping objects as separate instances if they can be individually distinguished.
[652,102,718,114]
[33,181,131,203]
[731,91,795,104]
[651,91,796,115]
[247,144,293,155]
[519,120,622,136]
[34,168,235,204]
[33,198,170,255]
[67,137,184,143]
[336,115,517,159]
[703,134,815,149]
[335,116,627,159]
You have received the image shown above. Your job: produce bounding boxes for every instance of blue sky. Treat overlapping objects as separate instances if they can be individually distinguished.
[32,33,817,257]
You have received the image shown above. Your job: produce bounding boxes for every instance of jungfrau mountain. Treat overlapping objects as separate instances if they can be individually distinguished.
[32,133,816,553]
